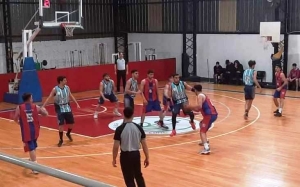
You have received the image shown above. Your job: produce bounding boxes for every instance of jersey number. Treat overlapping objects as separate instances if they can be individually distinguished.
[26,113,34,123]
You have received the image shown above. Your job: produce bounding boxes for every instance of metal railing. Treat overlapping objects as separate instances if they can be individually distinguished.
[0,152,115,187]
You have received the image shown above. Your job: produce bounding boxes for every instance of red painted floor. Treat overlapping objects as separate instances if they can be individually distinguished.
[0,98,185,137]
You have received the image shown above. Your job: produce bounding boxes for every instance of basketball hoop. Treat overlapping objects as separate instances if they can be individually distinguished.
[61,23,76,37]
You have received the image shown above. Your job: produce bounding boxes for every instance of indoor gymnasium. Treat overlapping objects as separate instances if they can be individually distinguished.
[0,0,300,186]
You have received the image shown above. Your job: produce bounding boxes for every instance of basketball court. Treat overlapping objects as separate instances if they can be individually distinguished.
[1,0,300,186]
[0,82,300,187]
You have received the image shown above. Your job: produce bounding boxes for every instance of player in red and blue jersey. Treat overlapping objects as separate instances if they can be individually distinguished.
[184,84,218,155]
[14,93,48,174]
[273,64,288,117]
[140,70,168,129]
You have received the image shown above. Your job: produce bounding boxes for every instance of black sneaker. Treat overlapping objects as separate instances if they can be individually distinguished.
[66,133,73,142]
[273,109,279,114]
[57,139,63,147]
[199,141,210,146]
[157,121,169,130]
[274,112,282,117]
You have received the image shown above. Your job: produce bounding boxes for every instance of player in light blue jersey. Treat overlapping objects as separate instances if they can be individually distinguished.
[42,76,80,147]
[243,60,261,120]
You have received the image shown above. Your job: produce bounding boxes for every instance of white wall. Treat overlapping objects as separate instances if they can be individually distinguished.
[128,33,182,74]
[287,35,300,74]
[0,37,114,73]
[196,34,286,82]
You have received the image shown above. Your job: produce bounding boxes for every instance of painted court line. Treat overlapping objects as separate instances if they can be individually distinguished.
[21,94,261,159]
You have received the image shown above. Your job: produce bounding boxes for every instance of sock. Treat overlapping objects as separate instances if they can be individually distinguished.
[204,142,209,150]
[159,120,163,124]
[59,131,63,140]
[279,108,282,113]
[189,112,194,123]
[140,123,143,127]
[67,128,72,135]
[172,114,177,130]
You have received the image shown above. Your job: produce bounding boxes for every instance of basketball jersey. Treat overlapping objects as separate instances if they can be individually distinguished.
[275,71,287,89]
[128,78,138,98]
[143,78,158,101]
[54,85,71,113]
[290,68,298,78]
[243,69,255,86]
[199,94,218,116]
[170,81,188,104]
[19,103,40,142]
[102,79,113,95]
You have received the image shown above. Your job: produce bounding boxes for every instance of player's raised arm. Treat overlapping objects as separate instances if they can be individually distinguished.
[42,88,56,108]
[183,82,195,92]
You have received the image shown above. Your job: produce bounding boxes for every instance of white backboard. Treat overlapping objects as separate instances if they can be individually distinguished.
[260,22,281,43]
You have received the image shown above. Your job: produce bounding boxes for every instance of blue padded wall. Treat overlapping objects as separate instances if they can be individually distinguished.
[4,57,43,104]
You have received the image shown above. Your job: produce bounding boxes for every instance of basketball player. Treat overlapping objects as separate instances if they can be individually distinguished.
[140,70,168,129]
[243,60,262,120]
[94,73,122,119]
[124,70,141,110]
[273,65,288,117]
[184,84,217,155]
[14,93,48,174]
[168,74,195,137]
[42,76,80,147]
[162,75,174,115]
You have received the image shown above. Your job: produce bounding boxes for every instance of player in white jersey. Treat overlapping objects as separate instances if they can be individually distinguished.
[42,76,80,147]
[94,73,122,118]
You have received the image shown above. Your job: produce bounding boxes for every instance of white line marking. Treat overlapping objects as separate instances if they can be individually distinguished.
[47,106,107,118]
[19,94,261,159]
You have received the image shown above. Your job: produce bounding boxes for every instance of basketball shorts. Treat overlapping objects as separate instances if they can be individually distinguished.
[99,94,118,104]
[200,114,218,133]
[23,139,37,152]
[162,96,173,111]
[172,102,190,115]
[57,112,75,125]
[244,85,255,100]
[124,94,134,110]
[54,104,75,125]
[143,100,161,113]
[273,89,286,99]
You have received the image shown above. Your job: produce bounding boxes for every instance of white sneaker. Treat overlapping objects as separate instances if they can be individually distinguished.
[113,111,122,116]
[200,148,211,155]
[32,170,39,174]
[93,113,98,119]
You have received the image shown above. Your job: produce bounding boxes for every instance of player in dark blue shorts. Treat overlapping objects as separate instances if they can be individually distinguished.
[140,70,168,129]
[94,73,122,119]
[243,60,261,120]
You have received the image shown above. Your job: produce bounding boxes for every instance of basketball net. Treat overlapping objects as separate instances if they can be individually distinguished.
[61,23,76,37]
[262,36,272,50]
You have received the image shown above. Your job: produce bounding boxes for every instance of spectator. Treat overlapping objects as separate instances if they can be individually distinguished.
[112,107,149,187]
[234,60,244,85]
[213,62,223,84]
[224,60,234,84]
[287,63,299,91]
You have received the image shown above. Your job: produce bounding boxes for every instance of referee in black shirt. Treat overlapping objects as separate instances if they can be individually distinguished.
[112,107,149,187]
[115,52,128,93]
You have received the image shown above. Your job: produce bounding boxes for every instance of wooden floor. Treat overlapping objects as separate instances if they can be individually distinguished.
[1,82,300,187]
